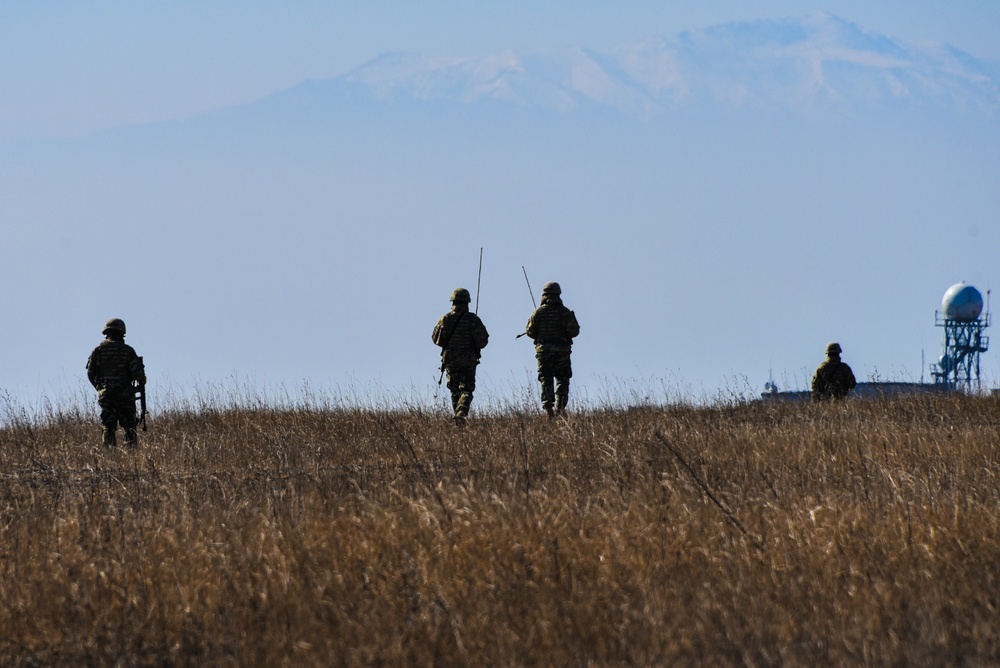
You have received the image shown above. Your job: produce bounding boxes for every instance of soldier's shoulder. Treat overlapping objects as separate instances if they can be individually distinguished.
[112,339,138,353]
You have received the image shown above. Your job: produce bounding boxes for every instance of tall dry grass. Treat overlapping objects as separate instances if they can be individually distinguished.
[0,392,998,665]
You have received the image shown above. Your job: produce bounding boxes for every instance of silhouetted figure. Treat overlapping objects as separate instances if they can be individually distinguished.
[87,318,146,447]
[432,288,489,424]
[526,282,580,417]
[811,342,856,401]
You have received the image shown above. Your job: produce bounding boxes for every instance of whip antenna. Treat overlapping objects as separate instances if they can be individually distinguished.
[475,247,483,314]
[522,266,536,309]
[515,266,538,339]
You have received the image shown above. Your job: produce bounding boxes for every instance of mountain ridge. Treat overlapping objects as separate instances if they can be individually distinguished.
[255,13,998,120]
[4,13,996,150]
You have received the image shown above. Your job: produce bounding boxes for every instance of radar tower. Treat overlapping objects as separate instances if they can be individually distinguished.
[931,283,990,391]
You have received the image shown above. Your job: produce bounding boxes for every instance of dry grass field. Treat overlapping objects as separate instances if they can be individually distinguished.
[1,392,999,665]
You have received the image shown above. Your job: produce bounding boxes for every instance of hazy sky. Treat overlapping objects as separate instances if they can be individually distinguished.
[2,1,999,143]
[1,2,998,413]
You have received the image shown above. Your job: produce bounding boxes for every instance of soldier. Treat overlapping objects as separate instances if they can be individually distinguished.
[526,282,580,417]
[811,342,856,401]
[432,288,489,424]
[86,318,146,447]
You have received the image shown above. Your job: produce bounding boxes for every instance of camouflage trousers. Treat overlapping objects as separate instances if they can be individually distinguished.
[536,349,572,415]
[446,365,478,418]
[98,389,138,447]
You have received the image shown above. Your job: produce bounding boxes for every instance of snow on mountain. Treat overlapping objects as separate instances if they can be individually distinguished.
[279,13,998,118]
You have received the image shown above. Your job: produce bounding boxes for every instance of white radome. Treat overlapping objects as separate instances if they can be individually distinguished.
[942,283,984,322]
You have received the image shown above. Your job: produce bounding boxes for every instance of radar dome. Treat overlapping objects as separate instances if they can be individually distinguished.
[942,283,984,322]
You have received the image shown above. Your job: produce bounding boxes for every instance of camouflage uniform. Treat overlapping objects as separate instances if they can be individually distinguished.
[811,342,856,401]
[526,282,580,416]
[87,318,146,447]
[432,288,489,422]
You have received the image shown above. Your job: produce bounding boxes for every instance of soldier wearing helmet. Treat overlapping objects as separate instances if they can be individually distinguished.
[811,341,856,401]
[86,318,146,447]
[432,288,489,424]
[525,282,580,417]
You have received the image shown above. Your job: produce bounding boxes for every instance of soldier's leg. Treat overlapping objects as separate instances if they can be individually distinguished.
[554,354,573,415]
[446,369,462,413]
[555,378,570,413]
[454,367,476,419]
[542,379,555,416]
[537,357,555,416]
[98,398,118,447]
[119,397,139,447]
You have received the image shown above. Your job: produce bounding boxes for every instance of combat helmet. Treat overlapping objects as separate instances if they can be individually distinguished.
[103,318,126,336]
[541,282,561,296]
[826,342,842,356]
[450,288,471,303]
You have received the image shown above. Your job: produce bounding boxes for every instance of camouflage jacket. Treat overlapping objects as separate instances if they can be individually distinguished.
[432,309,489,367]
[526,296,580,353]
[87,338,145,397]
[811,358,856,400]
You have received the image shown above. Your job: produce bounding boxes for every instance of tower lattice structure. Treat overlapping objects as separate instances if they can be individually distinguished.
[932,312,991,391]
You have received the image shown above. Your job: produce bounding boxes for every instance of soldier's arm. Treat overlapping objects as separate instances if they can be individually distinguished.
[525,312,538,340]
[86,352,100,388]
[475,316,489,349]
[431,318,445,346]
[130,353,147,386]
[565,310,580,339]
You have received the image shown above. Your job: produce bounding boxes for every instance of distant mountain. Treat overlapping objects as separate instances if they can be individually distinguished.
[250,13,998,121]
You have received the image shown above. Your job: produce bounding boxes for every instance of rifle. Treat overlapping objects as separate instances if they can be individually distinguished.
[134,356,147,431]
[134,382,147,431]
[516,266,537,339]
[435,364,446,397]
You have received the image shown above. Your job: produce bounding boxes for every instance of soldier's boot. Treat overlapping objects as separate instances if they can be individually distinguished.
[101,425,117,448]
[543,403,555,418]
[123,427,138,448]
